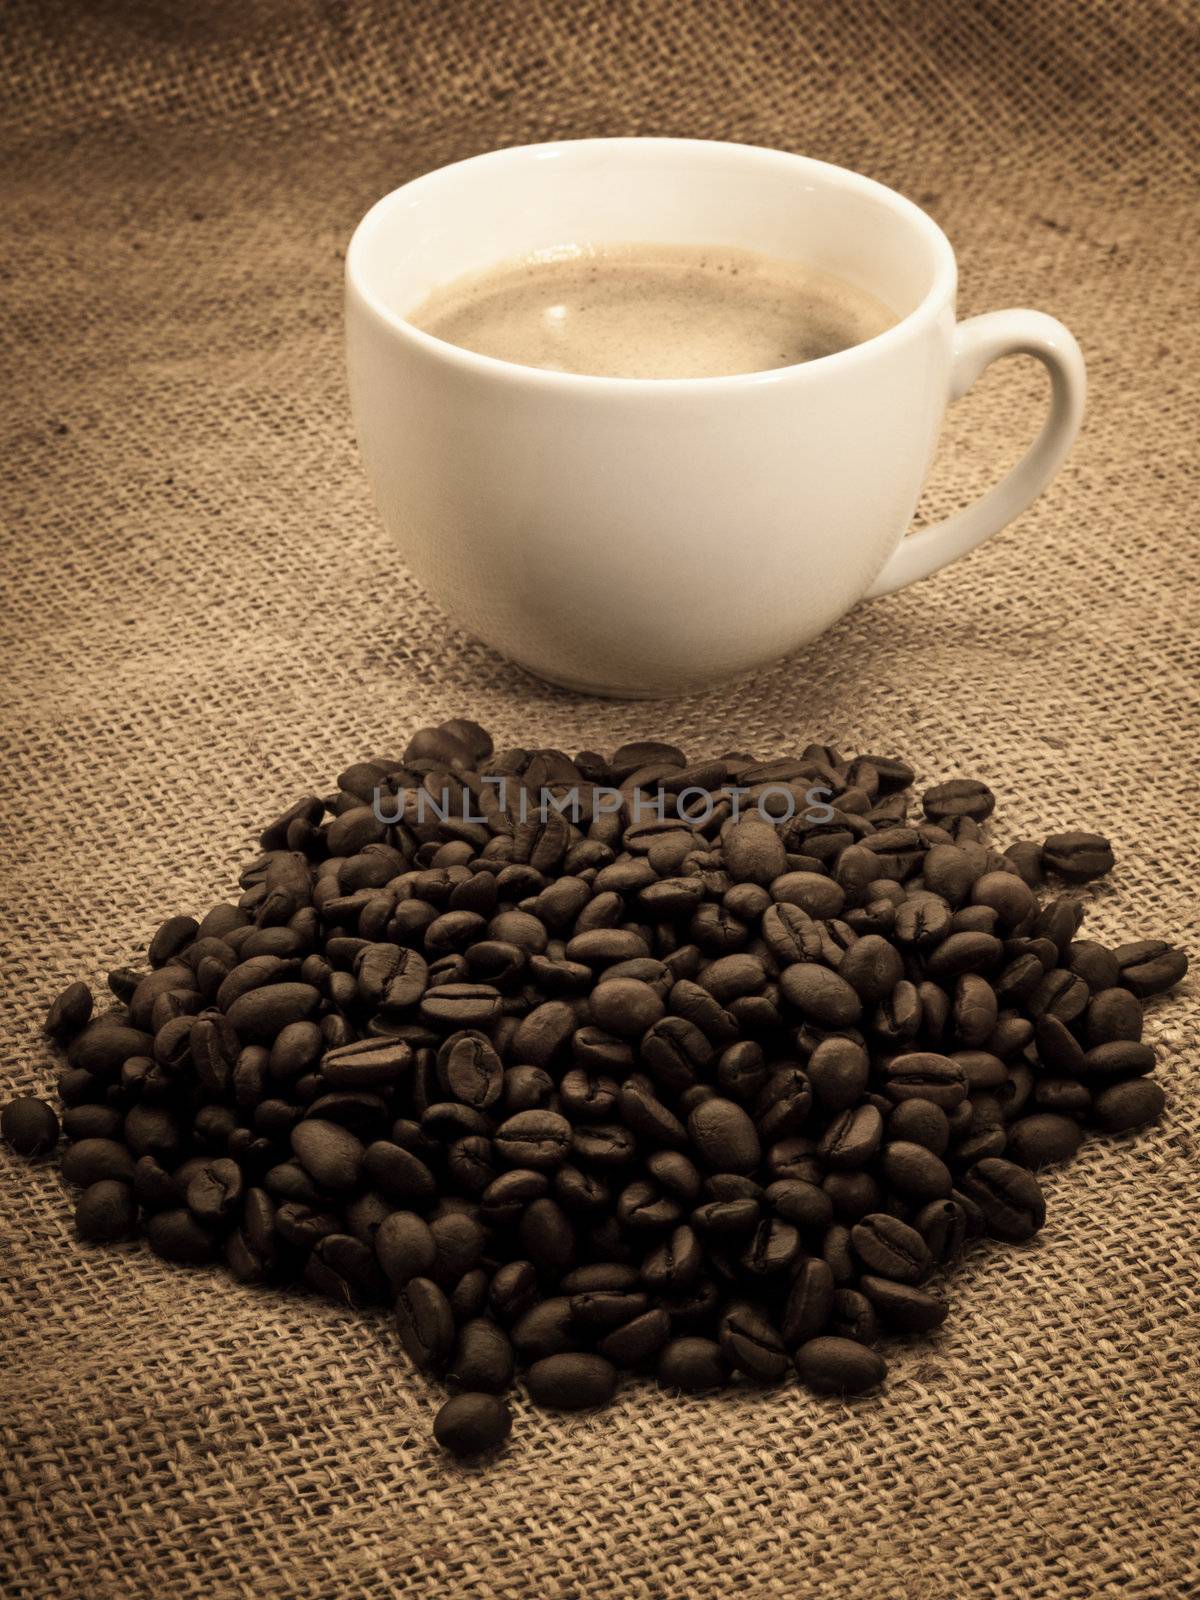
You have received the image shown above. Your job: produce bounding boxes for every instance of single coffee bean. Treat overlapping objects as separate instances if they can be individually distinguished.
[1033,1078,1092,1117]
[1042,831,1115,883]
[526,1352,618,1411]
[67,1021,156,1078]
[446,1318,515,1393]
[1112,941,1188,998]
[44,981,94,1041]
[511,1297,576,1359]
[829,1287,877,1345]
[1085,987,1144,1046]
[849,1214,932,1283]
[433,1392,512,1457]
[1082,1040,1156,1079]
[186,1158,244,1222]
[485,1260,537,1327]
[395,1276,455,1369]
[686,1096,761,1173]
[883,1054,967,1108]
[494,1110,572,1170]
[806,1037,870,1111]
[1034,1013,1087,1075]
[375,1211,437,1287]
[1094,1078,1166,1133]
[599,1308,673,1367]
[888,1100,950,1155]
[719,1302,789,1382]
[1006,1114,1083,1168]
[2,1096,61,1156]
[859,1275,949,1332]
[915,1198,968,1264]
[225,982,320,1041]
[922,779,994,822]
[837,936,903,1003]
[588,978,665,1037]
[61,1136,136,1186]
[958,1158,1046,1240]
[779,964,862,1028]
[657,1337,727,1392]
[879,1140,953,1199]
[817,1104,883,1170]
[290,1120,364,1191]
[146,1208,217,1264]
[794,1335,887,1394]
[75,1179,136,1242]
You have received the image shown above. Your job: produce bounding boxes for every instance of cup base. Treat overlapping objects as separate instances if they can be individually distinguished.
[517,654,778,700]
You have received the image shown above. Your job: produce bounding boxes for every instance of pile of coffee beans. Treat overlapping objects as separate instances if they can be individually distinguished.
[3,722,1188,1460]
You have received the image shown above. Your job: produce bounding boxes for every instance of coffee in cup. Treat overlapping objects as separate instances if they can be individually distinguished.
[407,243,897,379]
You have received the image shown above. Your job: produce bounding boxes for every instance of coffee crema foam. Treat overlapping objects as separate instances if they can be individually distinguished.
[407,243,898,378]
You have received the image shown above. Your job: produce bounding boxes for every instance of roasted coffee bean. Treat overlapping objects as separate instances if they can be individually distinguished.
[657,1337,727,1392]
[305,1233,388,1306]
[805,1037,870,1111]
[838,936,904,1003]
[67,1021,155,1078]
[765,1179,833,1231]
[817,1105,883,1170]
[915,1198,968,1264]
[1085,987,1144,1046]
[599,1308,672,1367]
[419,983,503,1028]
[2,1096,61,1156]
[395,1276,455,1369]
[511,1297,575,1359]
[290,1120,364,1191]
[446,1318,515,1393]
[922,779,995,823]
[849,1214,931,1283]
[686,1097,760,1173]
[226,982,320,1040]
[186,1158,243,1222]
[888,1100,950,1155]
[1006,1114,1083,1168]
[879,1141,953,1199]
[526,1353,617,1410]
[1033,1013,1086,1076]
[61,1137,136,1186]
[859,1276,949,1332]
[1042,831,1115,882]
[146,1208,218,1264]
[779,964,862,1028]
[321,1038,413,1088]
[1082,1040,1156,1079]
[494,1110,572,1169]
[433,1392,512,1457]
[794,1335,887,1394]
[75,1179,136,1242]
[44,981,94,1041]
[958,1158,1046,1240]
[373,1212,436,1288]
[1112,941,1188,998]
[719,1302,789,1382]
[1094,1078,1165,1132]
[883,1054,967,1108]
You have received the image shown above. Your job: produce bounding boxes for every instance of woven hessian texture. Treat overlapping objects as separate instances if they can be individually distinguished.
[2,3,1198,1596]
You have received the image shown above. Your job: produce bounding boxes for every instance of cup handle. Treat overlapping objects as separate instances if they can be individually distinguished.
[865,309,1086,598]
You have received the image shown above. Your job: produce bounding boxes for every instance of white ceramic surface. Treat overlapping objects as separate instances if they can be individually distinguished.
[346,138,1085,697]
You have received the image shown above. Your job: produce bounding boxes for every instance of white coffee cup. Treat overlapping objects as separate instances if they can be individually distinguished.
[346,138,1085,697]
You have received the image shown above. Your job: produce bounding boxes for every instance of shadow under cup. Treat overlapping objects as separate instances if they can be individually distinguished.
[346,139,956,697]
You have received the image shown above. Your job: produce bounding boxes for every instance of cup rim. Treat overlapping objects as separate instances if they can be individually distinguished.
[346,136,958,391]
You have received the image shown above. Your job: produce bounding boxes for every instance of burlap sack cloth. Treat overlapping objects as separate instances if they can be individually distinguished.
[2,3,1198,1595]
